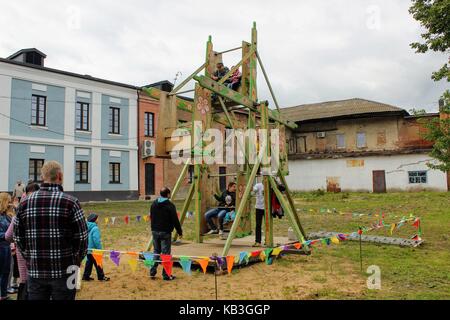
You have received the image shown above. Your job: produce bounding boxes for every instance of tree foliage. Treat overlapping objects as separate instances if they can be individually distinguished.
[409,0,450,81]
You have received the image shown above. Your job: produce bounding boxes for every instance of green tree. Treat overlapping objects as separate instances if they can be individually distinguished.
[409,0,450,81]
[421,91,450,172]
[410,0,450,172]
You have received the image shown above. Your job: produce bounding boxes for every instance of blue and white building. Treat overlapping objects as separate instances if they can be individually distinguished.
[0,48,138,201]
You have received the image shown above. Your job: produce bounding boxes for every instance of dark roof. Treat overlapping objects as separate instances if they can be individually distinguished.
[0,57,137,90]
[143,80,174,89]
[280,98,408,122]
[7,48,47,60]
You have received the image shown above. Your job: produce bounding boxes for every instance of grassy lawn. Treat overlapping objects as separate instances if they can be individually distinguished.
[80,191,450,300]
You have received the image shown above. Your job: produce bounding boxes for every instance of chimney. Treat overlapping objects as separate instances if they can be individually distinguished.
[6,48,47,67]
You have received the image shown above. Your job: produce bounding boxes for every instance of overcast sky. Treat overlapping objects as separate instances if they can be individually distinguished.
[1,0,448,112]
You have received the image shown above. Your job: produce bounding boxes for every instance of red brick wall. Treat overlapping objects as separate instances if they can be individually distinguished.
[138,92,164,198]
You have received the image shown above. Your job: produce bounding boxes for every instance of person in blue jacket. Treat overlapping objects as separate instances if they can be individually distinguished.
[82,214,109,281]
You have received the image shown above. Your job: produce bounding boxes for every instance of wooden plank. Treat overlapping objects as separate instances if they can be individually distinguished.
[194,75,256,109]
[142,87,194,113]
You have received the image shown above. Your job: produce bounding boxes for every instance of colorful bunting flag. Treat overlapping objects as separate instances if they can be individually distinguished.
[331,237,340,245]
[111,217,116,225]
[143,252,155,268]
[136,216,141,222]
[272,247,282,256]
[293,242,302,250]
[161,254,173,277]
[128,258,138,272]
[390,223,396,235]
[92,250,103,268]
[238,251,248,264]
[104,217,109,225]
[110,250,121,266]
[124,216,129,224]
[196,258,209,274]
[264,248,273,264]
[226,256,234,274]
[179,256,192,275]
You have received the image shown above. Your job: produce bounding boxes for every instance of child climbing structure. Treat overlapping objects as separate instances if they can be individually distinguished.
[143,22,307,257]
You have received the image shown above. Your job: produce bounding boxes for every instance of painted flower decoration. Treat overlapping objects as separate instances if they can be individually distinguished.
[197,96,209,115]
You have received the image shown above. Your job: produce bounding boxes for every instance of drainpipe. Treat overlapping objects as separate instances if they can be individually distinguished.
[137,88,141,199]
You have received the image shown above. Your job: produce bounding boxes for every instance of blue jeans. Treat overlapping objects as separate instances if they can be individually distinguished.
[205,208,228,231]
[0,245,11,298]
[27,276,76,300]
[150,231,172,279]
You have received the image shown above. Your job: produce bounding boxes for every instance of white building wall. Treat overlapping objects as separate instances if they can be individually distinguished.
[286,154,448,192]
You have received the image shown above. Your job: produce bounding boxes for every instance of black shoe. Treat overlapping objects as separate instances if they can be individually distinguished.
[150,272,157,280]
[98,276,110,281]
[163,275,176,281]
[82,277,94,281]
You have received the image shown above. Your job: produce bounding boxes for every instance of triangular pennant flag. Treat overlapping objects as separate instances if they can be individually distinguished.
[196,258,209,274]
[412,218,420,229]
[104,217,109,225]
[110,250,121,266]
[411,234,422,241]
[160,254,173,277]
[226,256,234,274]
[259,251,266,262]
[337,234,347,241]
[142,252,155,268]
[325,238,331,246]
[124,216,129,224]
[390,223,396,235]
[143,215,149,222]
[331,236,340,245]
[238,251,248,264]
[128,258,138,272]
[264,248,273,263]
[179,256,192,275]
[272,247,282,256]
[321,238,328,245]
[136,215,141,222]
[111,217,116,225]
[92,250,103,268]
[251,250,261,258]
[293,242,302,250]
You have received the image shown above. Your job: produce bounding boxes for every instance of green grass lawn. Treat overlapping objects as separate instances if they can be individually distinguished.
[82,191,450,299]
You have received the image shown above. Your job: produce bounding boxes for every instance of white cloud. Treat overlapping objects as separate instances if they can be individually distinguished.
[0,0,447,112]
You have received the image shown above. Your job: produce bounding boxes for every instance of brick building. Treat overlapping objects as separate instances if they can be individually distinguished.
[281,98,448,192]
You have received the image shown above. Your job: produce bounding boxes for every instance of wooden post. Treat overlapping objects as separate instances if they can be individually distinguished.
[260,102,273,247]
[172,180,195,242]
[268,176,306,243]
[222,155,262,256]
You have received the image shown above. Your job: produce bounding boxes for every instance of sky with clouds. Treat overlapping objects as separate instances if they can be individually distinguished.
[1,0,448,112]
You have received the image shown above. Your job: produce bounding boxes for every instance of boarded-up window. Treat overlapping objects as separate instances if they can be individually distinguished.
[288,138,297,154]
[336,134,345,149]
[347,159,364,167]
[356,132,366,148]
[377,131,386,146]
[326,176,341,192]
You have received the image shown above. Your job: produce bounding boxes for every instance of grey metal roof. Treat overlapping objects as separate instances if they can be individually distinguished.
[6,48,47,60]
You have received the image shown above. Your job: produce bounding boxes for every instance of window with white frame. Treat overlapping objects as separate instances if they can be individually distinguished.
[336,134,345,149]
[31,95,46,126]
[76,102,90,131]
[356,132,366,148]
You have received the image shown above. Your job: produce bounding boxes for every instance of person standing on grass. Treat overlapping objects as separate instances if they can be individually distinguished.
[0,193,14,301]
[12,181,25,202]
[82,213,109,282]
[149,187,182,281]
[14,161,88,300]
[4,183,40,300]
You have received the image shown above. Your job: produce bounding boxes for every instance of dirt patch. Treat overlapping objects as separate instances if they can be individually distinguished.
[76,253,366,300]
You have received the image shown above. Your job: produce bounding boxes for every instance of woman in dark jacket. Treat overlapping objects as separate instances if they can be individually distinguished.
[0,193,13,300]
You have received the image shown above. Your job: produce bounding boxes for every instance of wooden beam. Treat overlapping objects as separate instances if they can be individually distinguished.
[222,152,261,256]
[268,176,306,243]
[142,87,193,113]
[194,75,256,109]
[172,180,195,242]
[170,63,206,95]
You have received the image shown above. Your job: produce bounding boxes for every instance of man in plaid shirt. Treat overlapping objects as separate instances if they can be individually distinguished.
[14,161,88,300]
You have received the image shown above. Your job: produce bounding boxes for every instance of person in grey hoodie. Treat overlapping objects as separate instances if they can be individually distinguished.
[149,187,182,281]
